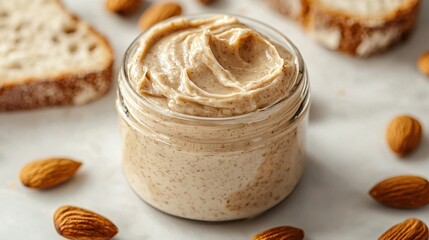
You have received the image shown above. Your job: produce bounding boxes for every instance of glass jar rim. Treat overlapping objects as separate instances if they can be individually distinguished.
[121,13,309,124]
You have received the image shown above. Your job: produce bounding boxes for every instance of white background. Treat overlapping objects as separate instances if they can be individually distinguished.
[1,0,429,239]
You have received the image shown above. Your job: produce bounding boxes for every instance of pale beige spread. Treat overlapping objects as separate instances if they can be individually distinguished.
[128,16,295,117]
[120,15,308,221]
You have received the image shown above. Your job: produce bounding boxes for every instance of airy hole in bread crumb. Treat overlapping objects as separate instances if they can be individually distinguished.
[69,44,78,53]
[88,43,97,52]
[15,38,21,44]
[0,12,8,18]
[63,25,77,34]
[8,63,22,70]
[51,35,59,43]
[15,23,24,32]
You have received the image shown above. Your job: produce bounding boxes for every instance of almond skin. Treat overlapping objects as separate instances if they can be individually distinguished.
[252,226,304,240]
[418,51,429,76]
[54,205,118,240]
[19,157,81,189]
[386,115,422,156]
[379,218,429,240]
[138,2,182,30]
[369,175,429,209]
[106,0,142,15]
[197,0,216,4]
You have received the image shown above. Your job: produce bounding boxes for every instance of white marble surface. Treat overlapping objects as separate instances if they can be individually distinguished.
[1,0,429,239]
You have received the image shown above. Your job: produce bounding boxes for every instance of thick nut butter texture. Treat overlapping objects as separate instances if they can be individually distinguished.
[128,16,295,117]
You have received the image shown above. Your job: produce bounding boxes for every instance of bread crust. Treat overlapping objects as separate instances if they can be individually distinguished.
[306,0,420,56]
[0,63,113,111]
[265,0,420,56]
[0,0,114,111]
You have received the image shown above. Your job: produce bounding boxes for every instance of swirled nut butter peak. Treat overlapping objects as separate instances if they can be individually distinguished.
[128,16,296,117]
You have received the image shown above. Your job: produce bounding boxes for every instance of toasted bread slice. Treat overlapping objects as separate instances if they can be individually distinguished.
[0,0,114,111]
[266,0,421,56]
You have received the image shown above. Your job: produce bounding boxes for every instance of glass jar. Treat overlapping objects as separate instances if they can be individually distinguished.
[116,15,310,221]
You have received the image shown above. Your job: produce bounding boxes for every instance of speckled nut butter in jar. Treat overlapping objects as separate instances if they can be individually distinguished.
[116,15,310,221]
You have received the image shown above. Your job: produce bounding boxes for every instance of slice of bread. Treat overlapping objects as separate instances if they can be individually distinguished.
[0,0,114,111]
[266,0,421,56]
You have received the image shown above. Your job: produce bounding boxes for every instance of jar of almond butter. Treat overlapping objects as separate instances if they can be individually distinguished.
[117,14,310,221]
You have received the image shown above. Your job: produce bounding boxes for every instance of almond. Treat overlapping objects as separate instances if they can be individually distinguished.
[197,0,216,4]
[386,115,422,156]
[19,157,81,189]
[138,2,182,30]
[369,175,429,209]
[418,51,429,76]
[252,226,304,240]
[106,0,142,15]
[54,205,118,240]
[379,218,429,240]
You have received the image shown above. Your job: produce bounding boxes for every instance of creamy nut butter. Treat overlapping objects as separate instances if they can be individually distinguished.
[117,15,310,221]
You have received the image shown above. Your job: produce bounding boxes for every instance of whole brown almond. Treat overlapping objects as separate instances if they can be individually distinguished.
[369,175,429,209]
[19,158,81,189]
[379,218,429,240]
[54,205,118,240]
[138,2,182,30]
[106,0,143,15]
[252,226,304,240]
[418,51,429,76]
[386,115,422,156]
[197,0,216,4]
